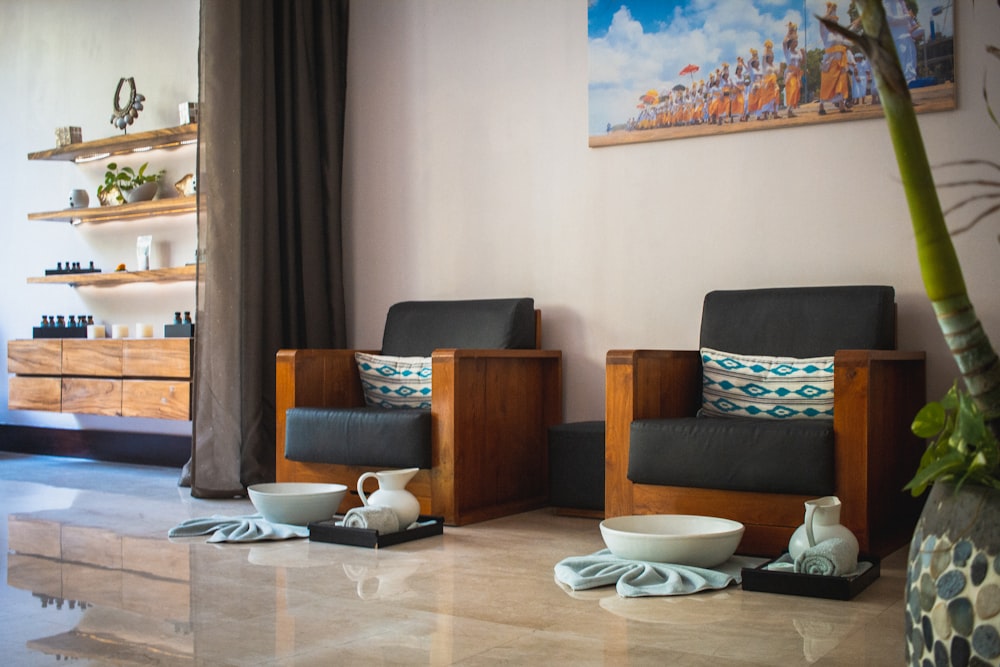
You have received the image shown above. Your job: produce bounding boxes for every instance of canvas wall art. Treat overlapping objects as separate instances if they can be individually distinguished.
[588,0,955,147]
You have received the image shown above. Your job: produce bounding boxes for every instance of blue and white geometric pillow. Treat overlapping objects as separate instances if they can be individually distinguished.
[355,352,432,409]
[699,347,835,420]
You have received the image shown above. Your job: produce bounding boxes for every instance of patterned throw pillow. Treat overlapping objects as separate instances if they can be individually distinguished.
[355,352,432,409]
[700,347,834,420]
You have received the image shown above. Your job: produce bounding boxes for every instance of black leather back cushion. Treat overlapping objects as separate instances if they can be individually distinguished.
[381,298,535,357]
[700,285,895,358]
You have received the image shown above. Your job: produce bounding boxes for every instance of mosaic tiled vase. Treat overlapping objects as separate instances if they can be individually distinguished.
[905,482,1000,666]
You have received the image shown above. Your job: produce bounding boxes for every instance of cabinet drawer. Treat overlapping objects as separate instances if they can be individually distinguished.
[62,340,123,377]
[122,380,190,420]
[62,378,122,416]
[123,339,191,378]
[8,376,61,411]
[8,340,62,375]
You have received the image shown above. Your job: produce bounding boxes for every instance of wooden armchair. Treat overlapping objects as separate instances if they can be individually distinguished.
[276,298,562,526]
[605,286,927,557]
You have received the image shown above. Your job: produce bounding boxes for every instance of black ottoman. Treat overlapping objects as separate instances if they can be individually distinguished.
[548,421,605,517]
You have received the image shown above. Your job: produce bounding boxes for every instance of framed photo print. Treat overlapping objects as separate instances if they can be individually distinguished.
[588,1,956,147]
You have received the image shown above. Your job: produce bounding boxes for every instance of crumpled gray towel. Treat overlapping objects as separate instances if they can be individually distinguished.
[555,549,757,598]
[168,514,310,543]
[341,506,401,533]
[794,537,858,576]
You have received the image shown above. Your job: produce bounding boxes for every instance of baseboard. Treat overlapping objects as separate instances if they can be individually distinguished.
[0,424,190,468]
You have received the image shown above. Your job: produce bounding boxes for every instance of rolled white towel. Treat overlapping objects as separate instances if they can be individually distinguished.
[342,506,400,534]
[794,537,858,576]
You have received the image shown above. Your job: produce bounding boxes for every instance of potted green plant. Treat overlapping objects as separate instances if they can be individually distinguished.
[97,161,164,206]
[907,382,1000,496]
[824,3,999,665]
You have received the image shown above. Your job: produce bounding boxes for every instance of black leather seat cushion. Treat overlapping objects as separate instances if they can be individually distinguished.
[628,418,835,496]
[284,407,432,469]
[381,298,535,357]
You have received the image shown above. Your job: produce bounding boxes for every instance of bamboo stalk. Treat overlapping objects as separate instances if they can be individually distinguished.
[827,1,1000,420]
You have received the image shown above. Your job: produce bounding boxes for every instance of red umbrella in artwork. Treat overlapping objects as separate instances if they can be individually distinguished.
[679,63,699,85]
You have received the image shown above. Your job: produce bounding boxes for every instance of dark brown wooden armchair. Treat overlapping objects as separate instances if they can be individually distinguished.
[605,286,927,557]
[276,298,562,526]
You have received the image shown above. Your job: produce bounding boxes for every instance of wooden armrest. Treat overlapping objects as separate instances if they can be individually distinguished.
[835,349,927,364]
[431,348,562,361]
[605,349,702,517]
[430,347,562,523]
[832,348,927,541]
[276,348,375,410]
[606,349,702,421]
[430,348,563,427]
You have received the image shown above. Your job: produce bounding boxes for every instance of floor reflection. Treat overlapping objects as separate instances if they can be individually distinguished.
[7,513,432,664]
[1,453,908,666]
[8,514,194,663]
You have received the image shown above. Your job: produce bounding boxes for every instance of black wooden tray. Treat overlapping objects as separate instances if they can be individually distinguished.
[309,514,443,548]
[33,326,87,339]
[741,554,880,600]
[45,268,101,275]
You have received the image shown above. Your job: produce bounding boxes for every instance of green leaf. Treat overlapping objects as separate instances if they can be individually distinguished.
[905,449,968,496]
[912,401,946,438]
[940,383,960,411]
[956,399,988,447]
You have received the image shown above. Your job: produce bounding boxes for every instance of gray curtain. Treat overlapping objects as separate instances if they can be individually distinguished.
[190,0,349,497]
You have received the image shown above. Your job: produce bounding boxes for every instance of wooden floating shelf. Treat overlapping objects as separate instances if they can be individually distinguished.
[28,196,197,224]
[27,265,197,287]
[27,124,198,162]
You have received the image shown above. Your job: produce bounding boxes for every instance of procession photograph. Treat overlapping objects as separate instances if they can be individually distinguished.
[588,0,956,147]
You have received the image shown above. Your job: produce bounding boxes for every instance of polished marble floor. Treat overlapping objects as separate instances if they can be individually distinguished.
[0,452,908,665]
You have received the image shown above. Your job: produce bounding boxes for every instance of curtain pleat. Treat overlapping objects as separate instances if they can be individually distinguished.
[190,0,349,497]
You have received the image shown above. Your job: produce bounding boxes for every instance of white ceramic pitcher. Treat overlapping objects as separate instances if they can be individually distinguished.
[357,467,421,528]
[787,495,860,560]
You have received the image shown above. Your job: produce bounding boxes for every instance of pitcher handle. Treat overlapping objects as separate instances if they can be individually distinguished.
[804,501,818,547]
[357,472,377,506]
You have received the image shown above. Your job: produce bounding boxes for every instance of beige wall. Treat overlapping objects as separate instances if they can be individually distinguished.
[343,0,1000,421]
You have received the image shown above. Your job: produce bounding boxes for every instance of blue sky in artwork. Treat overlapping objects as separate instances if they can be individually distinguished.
[587,0,955,134]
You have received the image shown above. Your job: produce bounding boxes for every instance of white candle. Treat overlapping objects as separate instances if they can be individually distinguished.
[135,322,154,338]
[111,324,129,339]
[87,324,106,339]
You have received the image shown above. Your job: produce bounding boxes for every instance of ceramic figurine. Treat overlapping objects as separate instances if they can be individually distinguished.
[174,173,196,196]
[68,189,89,208]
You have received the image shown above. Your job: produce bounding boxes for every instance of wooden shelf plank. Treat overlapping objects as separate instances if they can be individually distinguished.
[28,196,197,223]
[27,265,197,287]
[27,124,198,162]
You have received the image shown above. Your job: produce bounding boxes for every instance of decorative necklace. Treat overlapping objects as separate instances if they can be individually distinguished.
[110,77,146,132]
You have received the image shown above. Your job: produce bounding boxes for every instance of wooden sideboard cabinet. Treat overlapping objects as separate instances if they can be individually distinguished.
[8,338,192,420]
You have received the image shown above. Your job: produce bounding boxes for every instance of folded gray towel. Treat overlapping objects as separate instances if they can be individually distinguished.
[794,537,858,576]
[555,549,761,598]
[342,506,401,533]
[168,514,309,543]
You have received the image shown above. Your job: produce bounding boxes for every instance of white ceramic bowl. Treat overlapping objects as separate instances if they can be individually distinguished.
[247,482,348,525]
[599,514,745,567]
